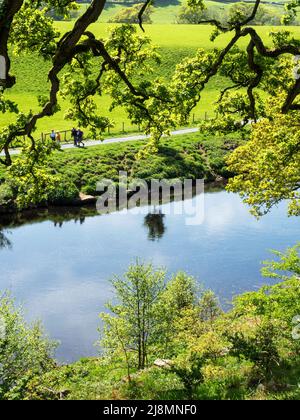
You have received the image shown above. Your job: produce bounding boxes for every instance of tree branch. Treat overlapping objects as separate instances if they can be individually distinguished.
[138,0,152,32]
[0,0,24,88]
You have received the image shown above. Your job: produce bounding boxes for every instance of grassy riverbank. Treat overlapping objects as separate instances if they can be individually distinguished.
[48,132,237,193]
[0,132,242,210]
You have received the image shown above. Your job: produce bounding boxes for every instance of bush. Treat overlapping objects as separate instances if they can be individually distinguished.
[0,182,15,207]
[47,177,79,205]
[0,295,57,399]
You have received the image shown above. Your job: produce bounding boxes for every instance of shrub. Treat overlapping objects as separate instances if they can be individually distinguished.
[0,182,15,207]
[226,319,283,384]
[47,177,79,205]
[0,295,57,399]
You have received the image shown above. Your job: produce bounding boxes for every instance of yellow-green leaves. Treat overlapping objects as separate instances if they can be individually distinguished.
[227,104,300,217]
[10,2,59,58]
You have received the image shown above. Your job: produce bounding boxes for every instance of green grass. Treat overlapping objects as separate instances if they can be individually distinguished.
[46,132,237,196]
[16,354,300,400]
[54,21,300,49]
[2,22,300,136]
[0,132,239,208]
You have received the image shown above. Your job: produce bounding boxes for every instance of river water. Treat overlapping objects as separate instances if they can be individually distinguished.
[0,190,299,362]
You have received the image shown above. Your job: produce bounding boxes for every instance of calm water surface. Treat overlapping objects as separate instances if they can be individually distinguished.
[0,191,299,362]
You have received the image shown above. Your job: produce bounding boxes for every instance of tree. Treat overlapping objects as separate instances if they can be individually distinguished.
[173,1,300,221]
[226,103,300,217]
[162,271,198,312]
[99,266,209,371]
[176,4,220,24]
[230,245,300,369]
[227,2,282,26]
[177,1,284,26]
[99,262,166,371]
[0,0,300,216]
[178,0,300,216]
[232,277,300,346]
[262,242,300,280]
[198,290,222,324]
[0,229,11,249]
[109,3,153,24]
[0,1,164,207]
[0,294,56,399]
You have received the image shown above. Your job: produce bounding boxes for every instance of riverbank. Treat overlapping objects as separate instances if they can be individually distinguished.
[0,133,242,215]
[4,269,300,401]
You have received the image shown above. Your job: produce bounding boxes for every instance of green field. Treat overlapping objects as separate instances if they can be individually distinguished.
[3,22,300,137]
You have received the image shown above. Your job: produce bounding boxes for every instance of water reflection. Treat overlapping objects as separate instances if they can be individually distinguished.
[0,207,94,231]
[144,211,166,241]
[0,230,11,249]
[53,216,86,228]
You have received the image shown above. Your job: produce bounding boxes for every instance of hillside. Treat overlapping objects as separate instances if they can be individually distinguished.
[2,22,299,136]
[77,1,292,25]
[1,1,298,135]
[2,22,300,135]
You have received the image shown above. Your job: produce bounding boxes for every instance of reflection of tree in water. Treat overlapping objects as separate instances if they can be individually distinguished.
[144,211,166,241]
[0,230,12,250]
[0,208,91,244]
[53,216,86,228]
[154,0,180,6]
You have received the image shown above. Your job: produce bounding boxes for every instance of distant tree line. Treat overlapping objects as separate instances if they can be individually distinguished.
[109,2,153,24]
[107,1,299,26]
[176,2,297,26]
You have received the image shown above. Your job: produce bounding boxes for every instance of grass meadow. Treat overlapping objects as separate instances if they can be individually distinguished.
[2,21,300,136]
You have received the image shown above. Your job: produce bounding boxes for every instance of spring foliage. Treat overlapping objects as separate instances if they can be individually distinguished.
[5,243,300,400]
[0,0,299,216]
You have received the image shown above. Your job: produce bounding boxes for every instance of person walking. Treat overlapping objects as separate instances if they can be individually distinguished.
[77,129,84,147]
[50,130,56,142]
[56,132,61,143]
[71,127,77,146]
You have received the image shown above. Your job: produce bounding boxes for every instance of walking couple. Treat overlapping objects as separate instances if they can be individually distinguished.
[72,128,85,147]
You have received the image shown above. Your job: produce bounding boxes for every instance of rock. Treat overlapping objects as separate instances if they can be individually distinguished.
[153,359,172,368]
[215,175,226,183]
[220,347,230,356]
[256,384,266,393]
[79,192,97,205]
